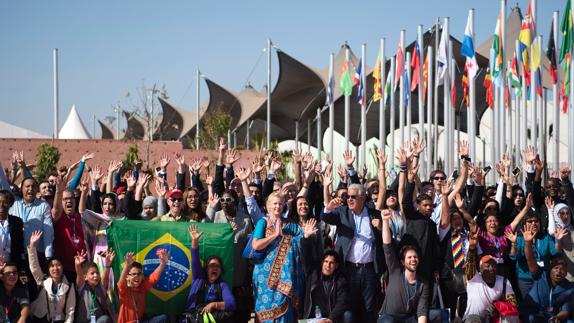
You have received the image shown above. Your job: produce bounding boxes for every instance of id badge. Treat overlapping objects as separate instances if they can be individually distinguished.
[536,260,545,267]
[90,315,97,323]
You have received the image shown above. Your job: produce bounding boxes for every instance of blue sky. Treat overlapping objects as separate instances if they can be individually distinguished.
[0,0,554,137]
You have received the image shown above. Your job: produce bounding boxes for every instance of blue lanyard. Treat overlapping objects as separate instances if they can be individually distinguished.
[0,220,9,251]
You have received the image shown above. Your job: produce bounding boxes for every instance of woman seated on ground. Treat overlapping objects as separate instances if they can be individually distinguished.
[181,225,235,323]
[28,230,76,323]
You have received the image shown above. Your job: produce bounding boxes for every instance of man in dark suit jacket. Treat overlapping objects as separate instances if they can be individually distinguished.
[322,183,384,323]
[0,190,25,270]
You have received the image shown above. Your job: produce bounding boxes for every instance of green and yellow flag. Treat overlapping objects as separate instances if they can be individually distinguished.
[107,220,234,315]
[339,59,353,96]
[560,0,573,62]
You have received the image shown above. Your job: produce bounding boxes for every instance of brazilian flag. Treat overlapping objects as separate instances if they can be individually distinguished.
[107,220,235,315]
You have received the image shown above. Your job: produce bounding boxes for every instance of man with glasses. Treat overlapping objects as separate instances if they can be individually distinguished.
[0,262,30,322]
[322,183,384,323]
[152,188,189,222]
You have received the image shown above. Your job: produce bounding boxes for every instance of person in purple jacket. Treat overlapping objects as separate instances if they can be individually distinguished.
[181,225,236,323]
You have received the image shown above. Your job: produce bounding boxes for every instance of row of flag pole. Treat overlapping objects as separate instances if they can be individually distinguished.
[322,0,568,180]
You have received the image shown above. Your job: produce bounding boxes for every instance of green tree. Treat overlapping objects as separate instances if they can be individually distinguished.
[123,144,141,169]
[197,104,232,149]
[34,144,61,181]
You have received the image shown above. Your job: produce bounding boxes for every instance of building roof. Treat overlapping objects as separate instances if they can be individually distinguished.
[58,105,91,139]
[0,120,49,139]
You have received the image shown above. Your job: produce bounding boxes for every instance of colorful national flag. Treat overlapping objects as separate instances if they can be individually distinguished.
[451,65,457,107]
[356,60,365,105]
[410,42,421,92]
[327,60,334,105]
[490,14,503,85]
[531,37,541,70]
[461,11,478,80]
[535,69,542,97]
[354,59,362,86]
[546,20,558,85]
[339,59,353,97]
[509,54,522,96]
[373,51,382,102]
[422,52,429,102]
[395,41,404,91]
[484,70,494,109]
[107,221,235,315]
[384,71,392,107]
[560,0,573,62]
[437,25,448,84]
[462,66,469,107]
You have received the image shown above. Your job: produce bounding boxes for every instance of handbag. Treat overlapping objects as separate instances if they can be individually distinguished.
[491,278,519,323]
[242,234,266,263]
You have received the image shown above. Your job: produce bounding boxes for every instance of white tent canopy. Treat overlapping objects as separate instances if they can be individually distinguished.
[0,120,48,138]
[58,105,91,139]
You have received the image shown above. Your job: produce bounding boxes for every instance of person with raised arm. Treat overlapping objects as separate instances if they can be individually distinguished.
[28,230,76,322]
[117,249,169,323]
[181,225,235,323]
[73,249,114,323]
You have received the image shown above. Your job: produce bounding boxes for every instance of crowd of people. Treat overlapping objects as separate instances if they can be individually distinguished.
[0,137,573,323]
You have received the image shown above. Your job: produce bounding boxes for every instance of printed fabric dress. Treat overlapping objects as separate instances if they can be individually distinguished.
[252,217,304,323]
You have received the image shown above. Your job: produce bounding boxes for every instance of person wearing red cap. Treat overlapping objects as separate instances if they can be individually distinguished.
[152,188,190,222]
[463,254,517,322]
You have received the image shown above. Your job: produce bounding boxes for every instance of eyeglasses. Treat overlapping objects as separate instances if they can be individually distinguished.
[170,198,183,202]
[2,271,18,276]
[219,197,235,203]
[128,272,143,277]
[433,176,446,181]
[347,195,362,200]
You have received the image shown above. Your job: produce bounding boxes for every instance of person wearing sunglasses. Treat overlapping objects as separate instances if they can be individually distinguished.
[205,190,252,323]
[0,262,30,323]
[152,188,190,222]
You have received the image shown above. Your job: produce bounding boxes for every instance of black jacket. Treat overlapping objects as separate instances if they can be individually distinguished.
[6,215,25,270]
[301,235,349,321]
[321,205,385,275]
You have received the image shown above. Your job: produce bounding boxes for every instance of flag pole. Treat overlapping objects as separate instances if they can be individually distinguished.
[390,56,396,171]
[380,38,386,152]
[361,43,367,168]
[469,9,477,161]
[307,119,312,153]
[345,46,351,151]
[317,107,322,160]
[295,120,300,150]
[417,25,425,178]
[196,68,201,149]
[53,48,59,139]
[266,39,272,149]
[553,11,560,170]
[518,39,528,161]
[399,30,406,146]
[500,0,507,155]
[406,51,412,143]
[329,53,335,159]
[427,46,434,177]
[443,17,451,175]
[433,18,440,170]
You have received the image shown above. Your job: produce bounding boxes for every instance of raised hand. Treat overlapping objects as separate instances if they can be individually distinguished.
[525,193,534,209]
[469,228,480,249]
[302,152,314,171]
[108,160,122,174]
[407,163,419,182]
[376,148,387,169]
[105,249,116,267]
[89,165,104,185]
[74,249,88,266]
[174,152,186,166]
[124,252,135,266]
[381,209,392,221]
[533,156,544,173]
[270,158,282,173]
[322,169,333,187]
[440,181,452,196]
[137,173,151,189]
[218,137,227,151]
[412,138,426,155]
[201,157,210,170]
[396,147,408,165]
[326,197,343,210]
[343,150,355,168]
[554,227,568,241]
[251,159,264,174]
[79,179,89,194]
[225,149,241,166]
[459,140,469,157]
[292,149,302,163]
[125,170,137,189]
[236,167,251,182]
[560,165,572,180]
[504,229,517,243]
[188,224,204,241]
[159,153,170,169]
[190,158,202,173]
[336,165,346,179]
[302,218,318,238]
[501,153,511,168]
[154,179,167,198]
[30,230,43,248]
[522,145,537,164]
[208,193,219,209]
[474,166,485,186]
[521,223,535,242]
[454,193,465,209]
[81,153,95,163]
[156,248,169,264]
[205,176,213,186]
[545,196,555,210]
